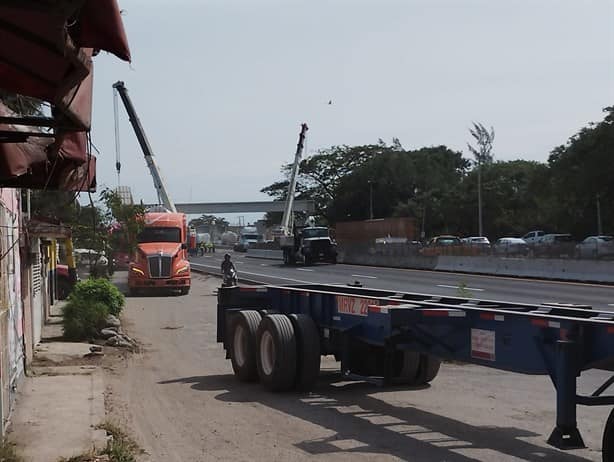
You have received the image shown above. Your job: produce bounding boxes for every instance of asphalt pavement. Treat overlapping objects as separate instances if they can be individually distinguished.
[190,251,614,310]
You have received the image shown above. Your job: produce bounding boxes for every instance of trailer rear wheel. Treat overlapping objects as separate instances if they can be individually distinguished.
[257,314,297,391]
[288,314,321,391]
[415,354,441,384]
[394,351,421,385]
[230,310,262,382]
[603,408,614,462]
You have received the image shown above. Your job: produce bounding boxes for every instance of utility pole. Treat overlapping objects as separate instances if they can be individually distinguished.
[370,182,374,220]
[597,194,603,235]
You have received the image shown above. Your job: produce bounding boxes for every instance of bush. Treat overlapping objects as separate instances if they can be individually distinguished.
[62,297,109,341]
[69,278,125,316]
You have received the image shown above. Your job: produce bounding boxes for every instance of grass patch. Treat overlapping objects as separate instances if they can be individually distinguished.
[0,439,23,462]
[57,421,140,462]
[57,452,96,462]
[98,421,141,462]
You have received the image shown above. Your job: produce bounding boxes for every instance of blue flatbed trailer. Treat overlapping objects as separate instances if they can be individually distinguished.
[217,283,614,460]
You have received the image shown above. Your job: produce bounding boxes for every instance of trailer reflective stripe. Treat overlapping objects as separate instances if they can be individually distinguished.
[368,305,388,314]
[422,309,466,318]
[531,319,560,328]
[480,313,505,321]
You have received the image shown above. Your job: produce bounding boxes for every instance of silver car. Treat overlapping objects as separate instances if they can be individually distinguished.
[575,236,614,259]
[492,237,529,257]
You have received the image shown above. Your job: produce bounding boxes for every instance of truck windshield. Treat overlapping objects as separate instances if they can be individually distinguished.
[302,228,329,238]
[138,227,181,243]
[242,234,260,241]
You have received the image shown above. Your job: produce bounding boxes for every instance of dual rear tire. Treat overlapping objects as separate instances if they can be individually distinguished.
[230,311,321,391]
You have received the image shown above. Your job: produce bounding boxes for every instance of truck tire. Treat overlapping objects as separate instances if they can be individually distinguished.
[603,408,614,462]
[393,351,421,385]
[180,287,190,295]
[230,310,262,382]
[414,354,441,384]
[256,314,297,391]
[288,314,321,391]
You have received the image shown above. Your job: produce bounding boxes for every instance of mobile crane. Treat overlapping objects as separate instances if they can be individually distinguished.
[113,81,190,295]
[279,123,337,265]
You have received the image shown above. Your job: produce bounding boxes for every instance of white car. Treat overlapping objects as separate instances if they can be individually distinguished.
[575,236,614,259]
[73,248,109,267]
[462,236,491,246]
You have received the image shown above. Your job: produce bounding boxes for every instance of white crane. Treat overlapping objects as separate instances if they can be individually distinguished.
[112,81,177,213]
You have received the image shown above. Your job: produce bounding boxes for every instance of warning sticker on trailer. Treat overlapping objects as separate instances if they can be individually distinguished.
[336,296,378,317]
[471,328,496,361]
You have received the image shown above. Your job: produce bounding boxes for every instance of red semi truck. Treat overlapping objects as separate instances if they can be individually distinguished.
[128,212,191,295]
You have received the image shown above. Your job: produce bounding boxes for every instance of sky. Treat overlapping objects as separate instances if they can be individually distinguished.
[90,0,614,224]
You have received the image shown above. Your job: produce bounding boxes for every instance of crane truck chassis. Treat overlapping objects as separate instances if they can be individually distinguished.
[218,283,614,460]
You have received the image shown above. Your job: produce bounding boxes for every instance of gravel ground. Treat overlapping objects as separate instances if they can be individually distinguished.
[104,273,610,461]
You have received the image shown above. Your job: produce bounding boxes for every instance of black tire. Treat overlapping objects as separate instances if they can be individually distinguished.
[128,287,139,297]
[414,354,441,384]
[180,287,190,295]
[288,314,321,391]
[393,351,422,385]
[256,314,297,391]
[604,408,614,462]
[229,310,262,382]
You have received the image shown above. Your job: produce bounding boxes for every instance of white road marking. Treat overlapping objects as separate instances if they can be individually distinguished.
[351,274,377,279]
[297,268,314,272]
[437,284,484,292]
[190,263,311,284]
[260,263,269,267]
[236,261,245,264]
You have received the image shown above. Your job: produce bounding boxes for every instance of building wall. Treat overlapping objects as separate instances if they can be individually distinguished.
[0,188,24,433]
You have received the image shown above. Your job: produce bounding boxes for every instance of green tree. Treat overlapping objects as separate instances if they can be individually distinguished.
[546,106,614,237]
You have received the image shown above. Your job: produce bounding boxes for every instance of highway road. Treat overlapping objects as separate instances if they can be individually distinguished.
[190,251,614,310]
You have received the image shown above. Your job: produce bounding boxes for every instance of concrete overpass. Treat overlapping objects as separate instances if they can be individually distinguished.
[145,200,315,215]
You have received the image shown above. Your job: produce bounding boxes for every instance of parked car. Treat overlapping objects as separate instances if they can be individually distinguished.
[492,237,529,257]
[461,236,491,246]
[420,235,462,256]
[575,235,614,259]
[522,230,545,246]
[533,234,575,258]
[73,248,109,268]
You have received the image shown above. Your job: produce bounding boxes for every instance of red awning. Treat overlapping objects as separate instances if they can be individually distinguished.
[0,0,129,129]
[0,0,129,191]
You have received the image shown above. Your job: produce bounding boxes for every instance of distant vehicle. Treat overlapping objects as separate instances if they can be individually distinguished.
[461,236,491,247]
[522,230,545,246]
[234,226,262,252]
[375,237,408,244]
[73,248,109,267]
[533,233,575,258]
[221,231,238,246]
[420,235,462,256]
[428,235,462,246]
[492,237,529,257]
[575,235,614,259]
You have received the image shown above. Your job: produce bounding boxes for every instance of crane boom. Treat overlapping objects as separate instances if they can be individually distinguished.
[280,123,308,235]
[112,81,177,213]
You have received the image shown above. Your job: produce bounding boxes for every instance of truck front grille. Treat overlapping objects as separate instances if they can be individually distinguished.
[148,255,172,278]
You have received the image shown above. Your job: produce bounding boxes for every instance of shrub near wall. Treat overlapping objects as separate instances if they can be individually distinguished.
[62,278,125,341]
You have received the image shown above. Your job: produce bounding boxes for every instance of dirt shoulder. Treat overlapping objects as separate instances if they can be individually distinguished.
[104,273,606,462]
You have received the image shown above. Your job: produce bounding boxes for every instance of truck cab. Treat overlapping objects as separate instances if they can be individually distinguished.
[128,212,191,295]
[282,226,337,265]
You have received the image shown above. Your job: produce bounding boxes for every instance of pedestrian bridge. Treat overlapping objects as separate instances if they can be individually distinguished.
[145,200,314,215]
